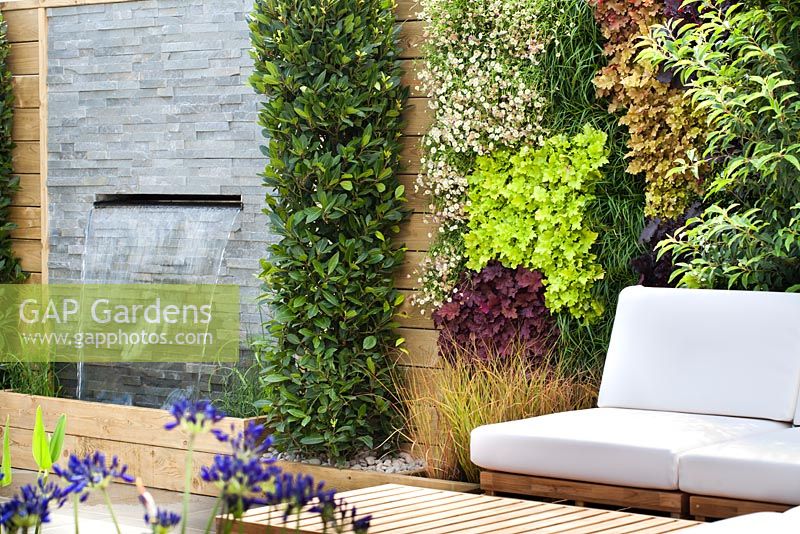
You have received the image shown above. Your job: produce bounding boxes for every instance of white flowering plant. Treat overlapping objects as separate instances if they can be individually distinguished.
[413,0,570,310]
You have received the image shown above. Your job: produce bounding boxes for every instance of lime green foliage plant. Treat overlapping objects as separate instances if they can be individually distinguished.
[0,13,23,284]
[1,415,10,488]
[32,406,67,474]
[464,125,608,320]
[249,0,408,459]
[642,0,800,290]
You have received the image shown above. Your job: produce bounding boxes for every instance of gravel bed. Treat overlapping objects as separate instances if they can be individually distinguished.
[270,448,426,474]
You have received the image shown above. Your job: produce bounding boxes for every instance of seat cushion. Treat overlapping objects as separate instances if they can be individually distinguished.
[682,513,795,533]
[470,408,788,490]
[679,428,800,505]
[599,286,800,422]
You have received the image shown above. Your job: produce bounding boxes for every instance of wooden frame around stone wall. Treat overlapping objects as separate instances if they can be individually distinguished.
[0,0,440,383]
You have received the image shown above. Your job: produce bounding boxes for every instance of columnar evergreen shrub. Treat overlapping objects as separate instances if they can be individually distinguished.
[0,14,23,284]
[249,0,408,458]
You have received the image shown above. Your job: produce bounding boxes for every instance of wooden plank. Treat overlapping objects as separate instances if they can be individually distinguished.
[3,8,37,42]
[480,471,688,515]
[12,140,39,173]
[37,6,47,282]
[395,213,434,251]
[11,75,39,108]
[394,250,422,289]
[396,0,421,21]
[0,391,251,455]
[12,107,39,140]
[402,97,431,137]
[1,424,221,494]
[396,289,434,329]
[9,205,40,238]
[400,60,424,97]
[398,174,427,214]
[396,327,439,368]
[11,174,40,206]
[400,136,422,174]
[689,495,792,520]
[8,42,38,75]
[399,20,424,59]
[11,238,41,272]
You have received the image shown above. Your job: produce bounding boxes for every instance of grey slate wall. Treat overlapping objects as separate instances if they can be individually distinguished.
[46,0,272,407]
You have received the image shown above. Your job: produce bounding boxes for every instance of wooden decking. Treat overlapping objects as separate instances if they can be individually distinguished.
[218,484,700,533]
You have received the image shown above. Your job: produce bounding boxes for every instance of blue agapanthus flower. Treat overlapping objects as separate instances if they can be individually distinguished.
[164,398,226,435]
[144,507,181,534]
[0,478,68,531]
[53,451,135,498]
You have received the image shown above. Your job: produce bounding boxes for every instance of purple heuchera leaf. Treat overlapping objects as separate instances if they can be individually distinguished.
[433,262,557,362]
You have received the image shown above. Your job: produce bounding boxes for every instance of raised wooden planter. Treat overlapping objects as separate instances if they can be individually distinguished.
[0,391,479,496]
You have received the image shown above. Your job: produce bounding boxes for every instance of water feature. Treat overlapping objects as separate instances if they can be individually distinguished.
[76,199,241,407]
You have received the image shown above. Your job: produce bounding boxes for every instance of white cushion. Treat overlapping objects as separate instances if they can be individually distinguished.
[470,408,787,490]
[682,513,795,533]
[679,428,800,505]
[599,286,800,422]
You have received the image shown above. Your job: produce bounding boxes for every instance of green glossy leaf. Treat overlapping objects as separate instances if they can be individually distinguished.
[32,406,52,471]
[1,415,11,487]
[49,414,67,465]
[362,336,377,350]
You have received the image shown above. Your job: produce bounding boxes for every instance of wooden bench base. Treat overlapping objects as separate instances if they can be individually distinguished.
[690,495,792,520]
[480,471,689,516]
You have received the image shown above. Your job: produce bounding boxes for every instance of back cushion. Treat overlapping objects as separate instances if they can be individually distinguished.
[598,286,800,422]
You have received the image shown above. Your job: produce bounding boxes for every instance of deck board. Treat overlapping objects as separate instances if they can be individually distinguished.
[217,484,700,533]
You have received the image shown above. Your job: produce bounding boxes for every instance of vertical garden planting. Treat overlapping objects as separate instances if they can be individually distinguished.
[249,0,409,459]
[0,12,23,285]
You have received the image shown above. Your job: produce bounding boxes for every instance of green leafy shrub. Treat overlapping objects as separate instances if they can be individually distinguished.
[0,14,23,284]
[464,125,608,320]
[642,0,800,290]
[249,0,408,459]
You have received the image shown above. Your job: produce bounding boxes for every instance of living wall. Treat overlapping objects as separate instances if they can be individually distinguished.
[0,13,23,285]
[249,0,408,459]
[416,0,800,374]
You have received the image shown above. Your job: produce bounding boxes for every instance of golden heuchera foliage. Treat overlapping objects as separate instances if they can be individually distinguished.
[593,0,706,219]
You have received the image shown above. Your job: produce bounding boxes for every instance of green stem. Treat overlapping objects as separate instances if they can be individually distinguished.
[203,496,222,534]
[102,488,122,534]
[73,494,80,534]
[181,434,196,534]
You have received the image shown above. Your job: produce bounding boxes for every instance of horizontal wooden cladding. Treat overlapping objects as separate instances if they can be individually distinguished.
[395,213,434,251]
[11,75,39,108]
[9,206,40,239]
[399,20,424,59]
[3,8,37,42]
[397,327,439,368]
[395,250,423,289]
[11,238,41,272]
[396,289,434,329]
[398,174,428,213]
[396,0,421,21]
[12,141,39,173]
[0,392,249,455]
[8,42,38,75]
[400,136,422,174]
[402,97,431,137]
[12,174,41,206]
[401,60,424,98]
[12,107,39,140]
